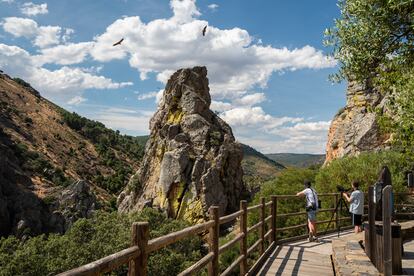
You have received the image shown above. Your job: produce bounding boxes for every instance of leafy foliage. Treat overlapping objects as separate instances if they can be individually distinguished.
[0,209,203,276]
[326,0,414,160]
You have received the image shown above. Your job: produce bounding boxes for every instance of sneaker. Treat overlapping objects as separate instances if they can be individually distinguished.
[313,236,319,243]
[308,233,314,242]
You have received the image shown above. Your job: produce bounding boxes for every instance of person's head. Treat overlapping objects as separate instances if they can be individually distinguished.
[352,181,360,190]
[304,180,311,189]
[378,165,392,186]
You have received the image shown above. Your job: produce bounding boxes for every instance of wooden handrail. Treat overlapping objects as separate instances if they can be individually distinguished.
[147,220,214,253]
[57,246,140,276]
[61,191,414,276]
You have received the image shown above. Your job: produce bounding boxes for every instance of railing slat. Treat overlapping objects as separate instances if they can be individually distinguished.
[178,252,214,276]
[147,220,214,253]
[219,233,244,254]
[220,255,245,276]
[247,204,261,212]
[57,246,140,276]
[276,223,308,232]
[247,238,262,256]
[247,221,262,234]
[219,210,243,225]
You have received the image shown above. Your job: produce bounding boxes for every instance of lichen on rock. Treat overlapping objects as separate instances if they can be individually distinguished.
[117,66,245,222]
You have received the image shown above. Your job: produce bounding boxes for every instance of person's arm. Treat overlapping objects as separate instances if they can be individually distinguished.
[343,192,352,203]
[296,191,305,197]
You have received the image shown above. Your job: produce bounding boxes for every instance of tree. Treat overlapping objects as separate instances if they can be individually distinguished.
[325,0,414,158]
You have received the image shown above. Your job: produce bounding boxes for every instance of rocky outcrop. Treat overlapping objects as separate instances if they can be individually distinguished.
[325,81,391,163]
[118,66,245,223]
[0,129,97,238]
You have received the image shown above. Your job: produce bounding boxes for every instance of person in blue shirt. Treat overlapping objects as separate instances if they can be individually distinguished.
[343,181,364,233]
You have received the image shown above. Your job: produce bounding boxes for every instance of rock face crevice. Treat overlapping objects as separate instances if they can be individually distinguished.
[118,66,245,222]
[325,81,391,163]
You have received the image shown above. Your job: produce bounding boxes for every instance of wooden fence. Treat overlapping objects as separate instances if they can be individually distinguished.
[58,192,414,276]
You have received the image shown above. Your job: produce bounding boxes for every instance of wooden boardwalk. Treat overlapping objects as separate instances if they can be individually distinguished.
[258,230,354,276]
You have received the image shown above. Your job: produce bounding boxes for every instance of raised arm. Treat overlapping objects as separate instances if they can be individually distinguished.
[296,191,305,197]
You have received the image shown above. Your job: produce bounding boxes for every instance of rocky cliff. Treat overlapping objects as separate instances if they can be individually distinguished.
[118,66,245,222]
[325,81,391,163]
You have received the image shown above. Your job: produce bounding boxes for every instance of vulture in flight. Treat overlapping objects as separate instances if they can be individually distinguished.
[113,38,124,46]
[202,25,207,36]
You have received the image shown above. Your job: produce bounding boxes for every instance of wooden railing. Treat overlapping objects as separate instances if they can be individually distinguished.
[58,192,414,276]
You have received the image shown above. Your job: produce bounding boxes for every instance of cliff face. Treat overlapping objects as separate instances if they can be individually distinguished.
[325,81,391,163]
[118,66,245,223]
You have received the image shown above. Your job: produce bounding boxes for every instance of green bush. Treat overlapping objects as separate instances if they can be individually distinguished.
[0,209,203,276]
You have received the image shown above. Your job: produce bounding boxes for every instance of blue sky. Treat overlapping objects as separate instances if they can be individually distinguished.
[0,0,345,154]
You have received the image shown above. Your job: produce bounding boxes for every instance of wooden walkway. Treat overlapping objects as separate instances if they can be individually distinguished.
[258,230,354,276]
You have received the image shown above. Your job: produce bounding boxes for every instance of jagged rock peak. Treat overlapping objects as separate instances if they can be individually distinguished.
[118,66,245,223]
[325,80,391,163]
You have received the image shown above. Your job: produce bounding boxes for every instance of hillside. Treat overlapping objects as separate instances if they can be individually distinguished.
[241,144,286,191]
[0,73,145,236]
[266,153,325,168]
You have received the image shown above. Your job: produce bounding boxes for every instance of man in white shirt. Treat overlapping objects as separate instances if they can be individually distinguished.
[296,180,319,242]
[343,181,364,233]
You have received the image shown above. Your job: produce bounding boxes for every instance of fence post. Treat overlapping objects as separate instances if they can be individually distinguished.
[129,222,149,276]
[240,200,248,275]
[271,196,277,243]
[383,185,392,276]
[368,186,376,265]
[208,206,220,276]
[334,194,339,230]
[259,197,265,255]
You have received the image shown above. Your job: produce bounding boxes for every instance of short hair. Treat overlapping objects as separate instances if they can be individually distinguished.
[304,180,311,188]
[352,181,360,189]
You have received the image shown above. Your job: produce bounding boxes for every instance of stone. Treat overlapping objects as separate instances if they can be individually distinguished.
[325,80,391,163]
[118,66,245,221]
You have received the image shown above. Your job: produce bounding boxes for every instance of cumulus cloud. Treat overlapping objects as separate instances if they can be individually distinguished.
[67,95,86,105]
[208,3,219,11]
[1,17,72,48]
[33,42,94,65]
[0,43,132,100]
[20,2,48,16]
[90,1,335,100]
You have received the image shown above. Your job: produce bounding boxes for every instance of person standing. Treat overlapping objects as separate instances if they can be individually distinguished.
[296,180,319,242]
[343,181,364,233]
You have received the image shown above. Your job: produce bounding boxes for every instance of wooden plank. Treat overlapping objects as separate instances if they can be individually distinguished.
[247,204,261,212]
[247,239,262,256]
[368,186,376,264]
[271,196,277,243]
[240,200,248,275]
[247,221,262,234]
[178,252,214,276]
[383,185,392,276]
[208,206,219,276]
[219,233,244,254]
[221,255,244,276]
[57,246,140,276]
[259,197,266,255]
[219,210,243,225]
[131,222,149,276]
[147,220,214,253]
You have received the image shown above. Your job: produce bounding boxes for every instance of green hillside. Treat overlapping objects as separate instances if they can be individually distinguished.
[266,153,325,168]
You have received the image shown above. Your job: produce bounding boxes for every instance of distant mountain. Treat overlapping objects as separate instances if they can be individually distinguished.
[265,153,325,168]
[241,144,286,190]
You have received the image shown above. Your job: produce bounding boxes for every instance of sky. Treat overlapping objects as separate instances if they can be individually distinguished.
[0,0,346,154]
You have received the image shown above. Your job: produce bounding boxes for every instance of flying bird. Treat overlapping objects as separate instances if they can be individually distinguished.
[202,25,207,36]
[112,38,124,46]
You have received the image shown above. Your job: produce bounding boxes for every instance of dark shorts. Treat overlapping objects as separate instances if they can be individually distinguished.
[352,213,362,226]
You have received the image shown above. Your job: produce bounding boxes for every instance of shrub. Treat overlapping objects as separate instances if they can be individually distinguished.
[0,209,203,276]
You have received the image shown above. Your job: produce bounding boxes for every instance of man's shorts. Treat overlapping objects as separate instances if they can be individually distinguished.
[352,213,362,226]
[307,210,317,222]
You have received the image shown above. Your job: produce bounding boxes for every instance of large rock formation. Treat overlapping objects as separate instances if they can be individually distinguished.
[118,66,245,222]
[325,81,391,163]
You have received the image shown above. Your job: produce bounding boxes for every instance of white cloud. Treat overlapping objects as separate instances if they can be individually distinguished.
[67,95,86,105]
[90,1,335,101]
[20,2,48,16]
[137,91,158,100]
[91,108,152,134]
[207,3,218,11]
[0,43,132,100]
[1,0,14,3]
[233,93,266,106]
[1,17,72,48]
[33,42,94,65]
[211,100,232,112]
